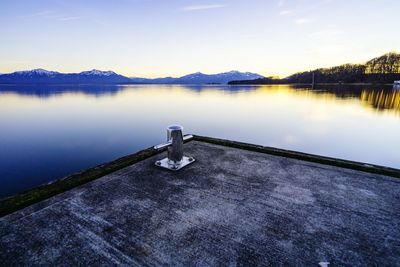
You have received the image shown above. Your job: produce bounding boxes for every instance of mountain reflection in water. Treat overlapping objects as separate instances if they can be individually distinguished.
[0,84,398,113]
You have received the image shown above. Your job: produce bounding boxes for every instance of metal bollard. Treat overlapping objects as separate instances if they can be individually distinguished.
[154,125,195,170]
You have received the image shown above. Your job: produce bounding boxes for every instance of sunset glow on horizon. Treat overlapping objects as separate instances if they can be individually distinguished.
[1,0,399,78]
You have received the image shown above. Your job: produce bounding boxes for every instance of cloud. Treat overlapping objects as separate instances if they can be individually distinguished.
[181,4,226,11]
[279,10,293,15]
[278,0,334,18]
[294,18,314,25]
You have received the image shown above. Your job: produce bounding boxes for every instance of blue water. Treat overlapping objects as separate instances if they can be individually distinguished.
[0,84,399,197]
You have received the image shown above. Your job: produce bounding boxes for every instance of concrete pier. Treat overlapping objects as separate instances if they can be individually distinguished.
[1,138,399,266]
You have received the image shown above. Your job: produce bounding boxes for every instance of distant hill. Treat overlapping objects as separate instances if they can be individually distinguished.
[0,69,263,85]
[228,77,281,85]
[0,69,133,84]
[131,71,264,84]
[229,52,400,85]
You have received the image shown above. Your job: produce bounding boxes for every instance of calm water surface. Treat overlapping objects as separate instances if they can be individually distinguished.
[0,84,399,197]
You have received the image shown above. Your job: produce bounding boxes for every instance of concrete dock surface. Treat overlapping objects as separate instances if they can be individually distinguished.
[1,140,399,266]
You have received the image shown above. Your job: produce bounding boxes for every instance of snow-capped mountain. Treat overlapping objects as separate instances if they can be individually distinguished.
[0,69,132,84]
[79,69,117,76]
[14,68,60,77]
[130,71,264,84]
[0,69,264,84]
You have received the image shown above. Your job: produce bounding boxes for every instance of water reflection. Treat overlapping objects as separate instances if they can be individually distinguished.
[0,84,399,113]
[0,84,399,198]
[302,85,400,113]
[0,84,124,98]
[360,89,400,112]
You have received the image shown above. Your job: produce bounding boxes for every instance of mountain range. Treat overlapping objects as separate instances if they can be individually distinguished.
[130,71,263,84]
[0,69,132,84]
[0,69,263,85]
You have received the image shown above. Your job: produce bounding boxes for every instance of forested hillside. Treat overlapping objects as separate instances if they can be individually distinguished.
[229,52,400,84]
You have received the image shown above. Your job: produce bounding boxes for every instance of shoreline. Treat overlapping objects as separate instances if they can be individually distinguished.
[0,82,396,86]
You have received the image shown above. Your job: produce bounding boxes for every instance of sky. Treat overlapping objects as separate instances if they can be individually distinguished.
[0,0,399,78]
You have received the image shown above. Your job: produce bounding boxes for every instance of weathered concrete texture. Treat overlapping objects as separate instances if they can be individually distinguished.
[1,141,399,266]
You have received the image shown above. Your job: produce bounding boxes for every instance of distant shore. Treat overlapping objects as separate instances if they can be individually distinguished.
[0,82,396,86]
[229,82,396,86]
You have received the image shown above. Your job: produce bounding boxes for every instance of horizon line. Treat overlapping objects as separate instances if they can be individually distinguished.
[1,51,398,79]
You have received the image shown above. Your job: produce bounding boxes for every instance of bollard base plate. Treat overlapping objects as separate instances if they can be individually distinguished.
[155,156,195,171]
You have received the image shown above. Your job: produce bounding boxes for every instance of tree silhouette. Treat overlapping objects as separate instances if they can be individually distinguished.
[229,52,400,85]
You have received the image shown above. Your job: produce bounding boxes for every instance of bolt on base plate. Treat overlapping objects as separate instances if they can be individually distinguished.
[155,156,195,171]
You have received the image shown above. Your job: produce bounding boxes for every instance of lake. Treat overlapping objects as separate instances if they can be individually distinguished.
[0,84,399,198]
